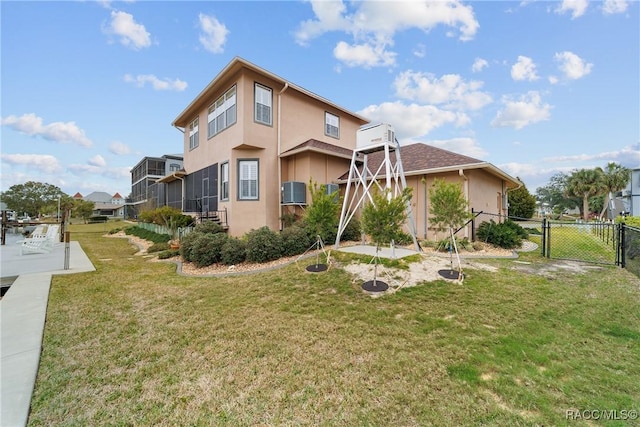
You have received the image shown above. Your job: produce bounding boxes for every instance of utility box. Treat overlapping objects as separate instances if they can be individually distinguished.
[282,181,306,204]
[356,123,395,149]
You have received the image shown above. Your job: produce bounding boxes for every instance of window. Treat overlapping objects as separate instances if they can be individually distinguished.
[169,163,180,172]
[208,86,237,138]
[238,159,258,200]
[325,112,340,138]
[189,117,199,150]
[220,162,229,201]
[254,83,272,125]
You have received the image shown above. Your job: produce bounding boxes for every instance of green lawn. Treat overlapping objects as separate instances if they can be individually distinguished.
[28,223,640,426]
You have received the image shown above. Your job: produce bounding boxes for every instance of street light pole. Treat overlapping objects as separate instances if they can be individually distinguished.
[57,196,61,224]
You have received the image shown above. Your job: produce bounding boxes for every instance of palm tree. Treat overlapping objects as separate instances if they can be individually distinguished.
[566,168,605,221]
[598,162,630,220]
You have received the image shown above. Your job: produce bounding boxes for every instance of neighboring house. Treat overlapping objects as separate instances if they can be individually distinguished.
[129,154,184,216]
[619,167,640,217]
[170,57,520,239]
[82,191,126,218]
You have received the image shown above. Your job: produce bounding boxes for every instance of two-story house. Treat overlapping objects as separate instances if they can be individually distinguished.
[169,57,521,239]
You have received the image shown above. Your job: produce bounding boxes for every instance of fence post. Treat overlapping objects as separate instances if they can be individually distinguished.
[544,219,551,258]
[619,224,625,268]
[471,208,475,242]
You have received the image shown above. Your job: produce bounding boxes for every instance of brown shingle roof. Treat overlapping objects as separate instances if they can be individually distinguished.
[338,142,485,179]
[280,139,354,159]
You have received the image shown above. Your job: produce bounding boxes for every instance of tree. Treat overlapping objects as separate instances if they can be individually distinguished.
[0,181,67,218]
[507,180,536,218]
[303,179,340,243]
[566,168,605,221]
[535,172,579,216]
[598,162,630,219]
[73,199,95,223]
[428,178,471,233]
[361,187,412,287]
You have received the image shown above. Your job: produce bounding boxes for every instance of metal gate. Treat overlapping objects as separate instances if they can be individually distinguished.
[542,220,619,266]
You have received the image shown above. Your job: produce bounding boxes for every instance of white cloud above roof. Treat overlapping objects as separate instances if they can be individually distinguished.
[0,153,62,174]
[103,10,151,50]
[295,0,478,68]
[123,74,187,91]
[554,51,593,80]
[393,71,492,111]
[0,113,92,147]
[555,0,589,19]
[198,13,229,54]
[109,141,133,155]
[602,0,629,14]
[471,58,488,73]
[491,91,552,129]
[511,56,539,81]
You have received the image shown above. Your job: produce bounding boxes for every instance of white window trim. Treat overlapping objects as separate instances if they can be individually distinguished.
[325,112,339,139]
[238,159,259,200]
[189,117,199,150]
[220,161,229,201]
[208,85,237,138]
[254,83,272,126]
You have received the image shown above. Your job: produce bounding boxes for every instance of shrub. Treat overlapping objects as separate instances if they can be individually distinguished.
[246,226,283,263]
[193,221,225,234]
[124,226,171,244]
[221,237,247,265]
[503,219,529,239]
[281,225,312,256]
[476,220,522,249]
[179,231,200,263]
[148,242,170,253]
[158,249,180,259]
[341,216,362,242]
[191,233,229,267]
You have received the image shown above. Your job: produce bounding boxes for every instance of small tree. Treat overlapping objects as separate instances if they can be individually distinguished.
[73,199,95,223]
[303,179,340,244]
[428,178,471,235]
[361,187,412,287]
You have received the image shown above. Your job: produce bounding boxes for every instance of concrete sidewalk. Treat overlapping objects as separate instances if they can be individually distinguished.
[1,232,95,427]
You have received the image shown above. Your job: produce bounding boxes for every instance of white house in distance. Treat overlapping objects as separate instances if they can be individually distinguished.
[74,191,125,218]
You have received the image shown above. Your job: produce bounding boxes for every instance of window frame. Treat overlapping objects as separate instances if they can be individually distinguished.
[220,161,229,201]
[325,112,340,139]
[254,83,272,126]
[188,117,199,150]
[207,85,237,138]
[237,159,259,201]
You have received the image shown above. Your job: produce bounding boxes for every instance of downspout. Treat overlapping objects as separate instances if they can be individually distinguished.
[504,180,523,216]
[277,82,289,230]
[423,176,427,239]
[459,169,469,238]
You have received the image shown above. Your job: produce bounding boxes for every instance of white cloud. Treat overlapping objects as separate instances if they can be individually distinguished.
[511,56,538,81]
[555,0,589,18]
[103,10,151,50]
[109,141,132,155]
[602,0,628,14]
[358,101,469,139]
[491,91,552,129]
[425,137,488,159]
[471,57,488,73]
[548,75,559,85]
[333,41,396,68]
[123,74,187,91]
[544,143,640,166]
[413,43,426,58]
[554,51,593,80]
[88,155,107,168]
[0,153,63,174]
[295,0,479,68]
[198,13,229,54]
[393,71,492,111]
[1,113,92,147]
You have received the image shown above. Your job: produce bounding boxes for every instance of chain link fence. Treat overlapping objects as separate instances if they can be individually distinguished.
[621,225,640,278]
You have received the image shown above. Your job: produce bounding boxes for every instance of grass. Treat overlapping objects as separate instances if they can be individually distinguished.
[28,223,640,426]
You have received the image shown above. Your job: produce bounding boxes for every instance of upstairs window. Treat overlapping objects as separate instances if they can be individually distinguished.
[254,83,272,125]
[238,159,259,200]
[189,117,199,150]
[208,85,237,138]
[220,162,229,201]
[169,163,180,172]
[325,112,340,138]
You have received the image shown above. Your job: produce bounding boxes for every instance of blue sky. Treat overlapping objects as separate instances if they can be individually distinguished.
[1,0,638,199]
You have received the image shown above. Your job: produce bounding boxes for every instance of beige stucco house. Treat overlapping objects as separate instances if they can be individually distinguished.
[168,57,521,239]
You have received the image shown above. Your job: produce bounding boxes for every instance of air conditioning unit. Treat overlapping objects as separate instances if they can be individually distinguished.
[282,181,306,204]
[325,184,339,195]
[621,190,631,197]
[356,123,395,149]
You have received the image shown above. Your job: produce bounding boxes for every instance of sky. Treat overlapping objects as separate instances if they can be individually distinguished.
[1,0,639,199]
